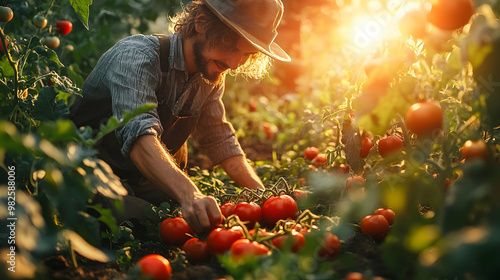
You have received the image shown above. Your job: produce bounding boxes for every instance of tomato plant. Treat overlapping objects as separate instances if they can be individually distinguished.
[207,227,244,254]
[272,230,305,253]
[182,237,210,264]
[405,101,443,138]
[0,6,13,23]
[428,0,475,31]
[360,136,373,158]
[261,194,299,228]
[360,215,390,242]
[461,139,489,161]
[32,14,47,28]
[56,20,72,35]
[304,146,319,160]
[229,239,270,260]
[138,254,172,280]
[377,135,403,158]
[160,217,193,246]
[233,202,262,228]
[374,208,395,226]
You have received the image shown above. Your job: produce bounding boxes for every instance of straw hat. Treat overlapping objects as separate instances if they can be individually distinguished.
[201,0,291,62]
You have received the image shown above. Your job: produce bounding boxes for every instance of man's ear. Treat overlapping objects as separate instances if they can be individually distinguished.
[194,12,206,34]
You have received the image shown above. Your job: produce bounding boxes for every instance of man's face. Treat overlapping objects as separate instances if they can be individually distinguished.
[192,35,258,85]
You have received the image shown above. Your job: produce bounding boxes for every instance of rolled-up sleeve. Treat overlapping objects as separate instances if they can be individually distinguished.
[191,86,244,165]
[102,36,163,157]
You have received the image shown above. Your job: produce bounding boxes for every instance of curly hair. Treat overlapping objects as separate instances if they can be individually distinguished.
[169,0,272,80]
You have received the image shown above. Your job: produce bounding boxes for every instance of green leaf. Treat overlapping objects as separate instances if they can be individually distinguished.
[69,0,93,30]
[32,87,70,121]
[0,56,14,77]
[33,46,64,68]
[37,120,80,143]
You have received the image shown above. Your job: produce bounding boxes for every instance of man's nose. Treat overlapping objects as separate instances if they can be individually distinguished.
[226,53,244,70]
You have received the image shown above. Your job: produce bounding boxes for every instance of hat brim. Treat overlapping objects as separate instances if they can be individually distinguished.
[201,0,291,62]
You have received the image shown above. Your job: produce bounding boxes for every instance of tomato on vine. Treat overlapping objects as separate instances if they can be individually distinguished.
[398,9,428,39]
[233,202,261,228]
[461,139,489,161]
[378,135,403,158]
[182,237,210,264]
[42,36,60,49]
[428,0,475,31]
[304,146,319,160]
[0,6,13,23]
[229,239,270,260]
[360,136,374,158]
[33,15,47,29]
[137,254,172,280]
[272,230,305,253]
[314,153,328,166]
[56,20,73,35]
[207,227,244,254]
[0,38,8,54]
[360,214,390,242]
[374,208,395,226]
[405,101,443,138]
[343,272,366,280]
[317,232,342,259]
[346,175,365,191]
[160,217,193,246]
[220,202,236,218]
[261,194,299,228]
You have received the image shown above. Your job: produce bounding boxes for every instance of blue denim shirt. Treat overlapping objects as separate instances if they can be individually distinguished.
[70,34,243,166]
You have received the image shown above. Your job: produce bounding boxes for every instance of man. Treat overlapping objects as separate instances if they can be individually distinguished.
[70,0,290,233]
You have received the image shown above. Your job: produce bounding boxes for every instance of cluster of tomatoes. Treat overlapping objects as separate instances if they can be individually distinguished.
[0,6,72,51]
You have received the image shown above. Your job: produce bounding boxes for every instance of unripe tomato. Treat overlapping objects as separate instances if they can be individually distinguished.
[398,9,428,39]
[56,20,73,35]
[137,254,172,280]
[317,232,341,259]
[304,146,319,161]
[272,230,305,253]
[460,139,489,161]
[361,214,390,242]
[207,227,244,254]
[160,217,193,246]
[428,0,475,31]
[182,237,210,263]
[229,239,270,260]
[378,135,403,158]
[33,15,47,29]
[261,194,299,228]
[233,202,261,228]
[374,208,395,226]
[405,101,443,138]
[0,6,13,23]
[360,136,374,158]
[41,36,60,49]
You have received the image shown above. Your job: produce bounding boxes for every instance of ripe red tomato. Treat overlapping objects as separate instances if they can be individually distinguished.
[344,272,366,280]
[405,101,443,138]
[317,232,341,259]
[229,239,270,260]
[182,237,210,263]
[314,153,328,166]
[374,208,395,226]
[378,135,403,158]
[233,202,261,228]
[41,36,60,49]
[360,136,374,158]
[304,146,319,160]
[32,15,47,29]
[428,0,475,31]
[346,175,365,191]
[398,9,428,39]
[363,57,403,89]
[160,217,193,246]
[360,214,390,242]
[0,6,13,23]
[56,20,73,35]
[261,194,299,228]
[461,139,489,161]
[0,38,9,53]
[249,98,257,112]
[220,202,236,219]
[138,254,172,280]
[263,122,274,140]
[272,231,305,253]
[207,227,244,254]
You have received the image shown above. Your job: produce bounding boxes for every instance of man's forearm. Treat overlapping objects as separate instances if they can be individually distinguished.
[220,155,265,190]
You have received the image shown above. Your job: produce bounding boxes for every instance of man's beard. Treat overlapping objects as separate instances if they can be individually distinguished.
[192,39,226,86]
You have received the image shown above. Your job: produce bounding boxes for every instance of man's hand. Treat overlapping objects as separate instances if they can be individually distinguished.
[221,155,265,190]
[180,193,222,233]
